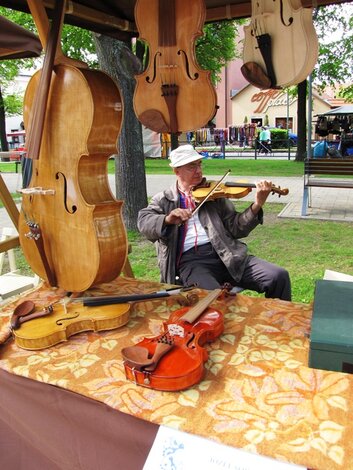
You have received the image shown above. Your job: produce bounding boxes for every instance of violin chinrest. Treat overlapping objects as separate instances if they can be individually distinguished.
[11,300,36,330]
[122,341,174,372]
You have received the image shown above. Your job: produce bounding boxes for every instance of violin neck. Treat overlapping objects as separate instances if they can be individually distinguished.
[225,182,256,189]
[180,289,221,324]
[159,0,176,46]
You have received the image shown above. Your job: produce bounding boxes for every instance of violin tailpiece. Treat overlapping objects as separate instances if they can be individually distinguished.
[162,84,179,134]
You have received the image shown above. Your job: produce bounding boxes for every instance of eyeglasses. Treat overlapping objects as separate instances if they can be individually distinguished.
[182,161,202,172]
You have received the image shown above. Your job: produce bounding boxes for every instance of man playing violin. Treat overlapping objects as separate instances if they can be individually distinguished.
[137,144,291,300]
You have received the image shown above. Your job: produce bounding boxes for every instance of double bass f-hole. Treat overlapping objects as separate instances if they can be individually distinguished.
[55,171,77,214]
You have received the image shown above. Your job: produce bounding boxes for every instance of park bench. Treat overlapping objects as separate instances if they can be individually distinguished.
[301,158,353,216]
[0,161,21,173]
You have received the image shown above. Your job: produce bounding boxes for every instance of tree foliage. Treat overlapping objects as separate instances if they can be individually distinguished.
[196,20,241,83]
[313,3,353,100]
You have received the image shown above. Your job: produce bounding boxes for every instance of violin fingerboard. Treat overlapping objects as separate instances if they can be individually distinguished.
[180,289,221,324]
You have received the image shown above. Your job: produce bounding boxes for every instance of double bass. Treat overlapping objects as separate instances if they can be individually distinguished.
[133,0,217,134]
[242,0,318,89]
[18,0,127,292]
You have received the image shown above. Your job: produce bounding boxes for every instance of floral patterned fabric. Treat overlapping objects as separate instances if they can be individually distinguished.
[0,277,352,470]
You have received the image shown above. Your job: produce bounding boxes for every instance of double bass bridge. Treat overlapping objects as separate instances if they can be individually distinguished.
[18,187,55,196]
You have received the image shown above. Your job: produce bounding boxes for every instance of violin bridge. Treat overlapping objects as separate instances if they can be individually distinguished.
[167,323,185,338]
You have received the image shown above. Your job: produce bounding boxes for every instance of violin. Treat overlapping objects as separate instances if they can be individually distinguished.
[192,180,289,203]
[10,300,131,351]
[191,170,289,209]
[1,290,198,351]
[18,0,128,292]
[121,289,223,391]
[133,0,217,134]
[242,0,318,89]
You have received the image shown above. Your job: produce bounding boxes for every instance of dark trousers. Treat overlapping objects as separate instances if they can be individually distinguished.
[178,243,291,301]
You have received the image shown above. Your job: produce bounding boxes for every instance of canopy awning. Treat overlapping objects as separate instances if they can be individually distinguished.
[0,14,42,60]
[321,105,353,116]
[0,0,348,40]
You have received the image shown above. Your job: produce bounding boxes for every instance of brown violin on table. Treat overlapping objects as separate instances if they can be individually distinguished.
[0,289,198,351]
[121,289,223,391]
[133,0,217,134]
[10,299,131,351]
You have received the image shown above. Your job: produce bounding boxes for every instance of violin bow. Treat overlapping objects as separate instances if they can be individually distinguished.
[192,169,231,216]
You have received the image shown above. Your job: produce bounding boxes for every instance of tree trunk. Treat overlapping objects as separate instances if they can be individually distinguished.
[94,35,147,231]
[295,80,307,161]
[0,87,9,152]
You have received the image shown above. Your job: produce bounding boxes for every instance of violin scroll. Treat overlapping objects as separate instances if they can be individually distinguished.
[269,185,289,197]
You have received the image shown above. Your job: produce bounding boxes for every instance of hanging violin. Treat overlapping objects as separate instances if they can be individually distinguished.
[133,0,217,134]
[121,289,223,391]
[242,0,318,89]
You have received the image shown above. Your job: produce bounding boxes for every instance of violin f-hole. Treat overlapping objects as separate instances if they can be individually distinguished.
[178,50,199,81]
[277,0,294,27]
[146,51,161,84]
[56,312,80,325]
[56,172,77,214]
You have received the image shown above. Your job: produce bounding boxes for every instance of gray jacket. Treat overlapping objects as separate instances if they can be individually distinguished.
[137,182,263,284]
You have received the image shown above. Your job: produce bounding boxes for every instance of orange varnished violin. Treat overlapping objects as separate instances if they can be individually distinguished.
[121,289,223,391]
[10,300,131,351]
[133,0,217,134]
[0,289,198,351]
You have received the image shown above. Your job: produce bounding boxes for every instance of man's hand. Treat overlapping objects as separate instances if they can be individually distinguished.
[252,180,272,214]
[164,208,192,225]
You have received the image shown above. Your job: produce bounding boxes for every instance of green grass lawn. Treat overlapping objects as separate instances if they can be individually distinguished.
[127,201,352,304]
[143,157,304,177]
[2,156,303,178]
[105,157,304,177]
[3,158,352,304]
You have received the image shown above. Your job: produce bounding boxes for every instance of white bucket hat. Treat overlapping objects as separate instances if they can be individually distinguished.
[169,144,202,168]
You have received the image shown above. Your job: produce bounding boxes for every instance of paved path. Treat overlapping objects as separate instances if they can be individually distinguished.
[1,171,353,233]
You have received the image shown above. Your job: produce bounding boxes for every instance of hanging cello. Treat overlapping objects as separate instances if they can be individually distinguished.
[18,0,127,292]
[133,0,217,134]
[242,0,318,89]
